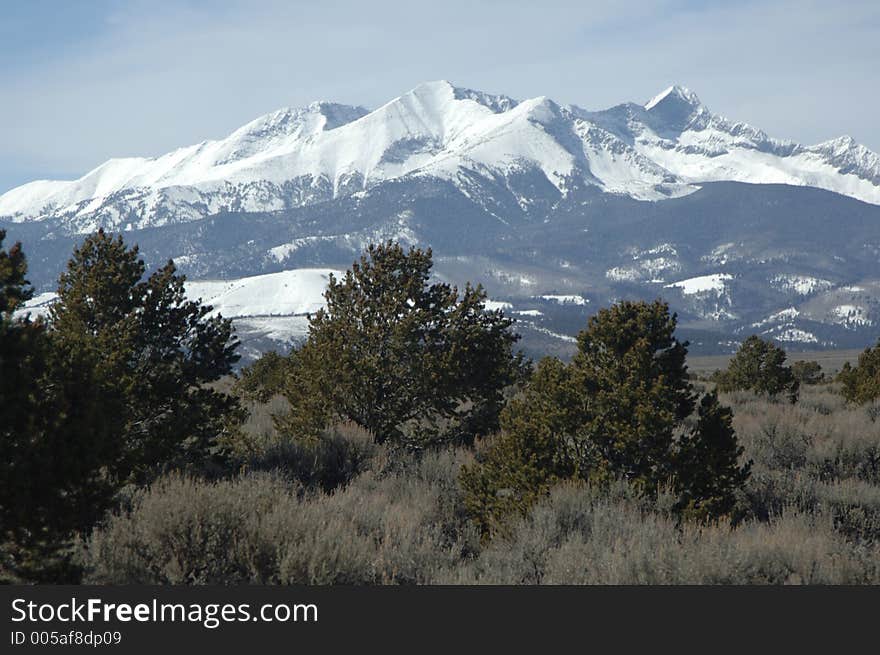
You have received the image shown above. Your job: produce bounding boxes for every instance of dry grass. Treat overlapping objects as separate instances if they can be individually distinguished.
[82,448,478,584]
[82,382,880,584]
[436,483,880,584]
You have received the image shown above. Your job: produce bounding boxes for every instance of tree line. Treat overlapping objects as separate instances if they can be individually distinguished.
[2,229,880,582]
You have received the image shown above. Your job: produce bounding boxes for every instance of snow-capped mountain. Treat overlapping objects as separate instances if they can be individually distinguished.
[4,81,880,358]
[578,85,880,204]
[15,268,342,361]
[3,81,880,234]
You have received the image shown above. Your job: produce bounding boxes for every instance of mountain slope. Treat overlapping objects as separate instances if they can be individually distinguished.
[581,85,880,204]
[4,81,879,235]
[9,178,880,359]
[4,81,880,358]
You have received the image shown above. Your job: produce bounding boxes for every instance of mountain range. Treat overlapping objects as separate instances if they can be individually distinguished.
[5,80,880,360]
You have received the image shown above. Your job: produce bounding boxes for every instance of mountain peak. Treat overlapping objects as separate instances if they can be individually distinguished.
[819,135,857,149]
[410,79,456,93]
[644,85,702,111]
[404,80,518,114]
[232,101,368,142]
[4,80,880,228]
[642,85,706,133]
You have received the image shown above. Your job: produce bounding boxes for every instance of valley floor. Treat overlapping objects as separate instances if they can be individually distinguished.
[688,348,864,378]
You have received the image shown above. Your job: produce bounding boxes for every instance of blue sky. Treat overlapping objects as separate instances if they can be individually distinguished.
[2,0,878,193]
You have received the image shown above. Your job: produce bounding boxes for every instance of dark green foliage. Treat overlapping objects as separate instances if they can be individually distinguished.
[234,350,296,403]
[2,231,243,582]
[49,230,243,478]
[0,231,43,577]
[462,300,750,537]
[839,341,880,404]
[0,232,121,581]
[567,300,695,484]
[460,358,579,537]
[0,230,37,449]
[2,343,122,582]
[0,229,31,315]
[791,360,824,386]
[674,391,751,519]
[716,335,799,401]
[278,241,526,447]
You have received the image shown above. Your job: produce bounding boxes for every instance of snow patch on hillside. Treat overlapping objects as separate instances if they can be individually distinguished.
[186,269,339,318]
[830,304,873,327]
[539,294,589,305]
[752,307,800,328]
[665,273,732,295]
[484,300,513,311]
[774,328,819,344]
[770,274,834,296]
[13,292,57,319]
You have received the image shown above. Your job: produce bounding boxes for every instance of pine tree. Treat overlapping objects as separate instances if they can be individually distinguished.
[461,357,579,537]
[0,230,38,445]
[838,341,880,404]
[235,350,296,403]
[49,229,243,478]
[568,300,695,486]
[674,391,751,520]
[716,335,799,401]
[0,229,31,315]
[277,241,526,447]
[1,231,119,581]
[462,300,750,537]
[791,360,824,386]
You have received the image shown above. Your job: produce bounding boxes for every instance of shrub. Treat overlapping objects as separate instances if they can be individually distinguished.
[791,360,824,386]
[439,483,880,585]
[460,358,580,538]
[716,335,798,401]
[81,385,880,585]
[230,422,377,493]
[730,390,880,484]
[462,300,750,537]
[82,449,479,585]
[83,473,295,584]
[839,340,880,404]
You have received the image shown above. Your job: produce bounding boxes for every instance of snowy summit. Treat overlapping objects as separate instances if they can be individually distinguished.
[2,80,879,234]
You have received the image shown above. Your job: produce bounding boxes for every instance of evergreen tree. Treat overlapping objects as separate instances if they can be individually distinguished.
[235,350,296,403]
[278,241,526,447]
[716,335,798,401]
[791,360,824,386]
[0,230,38,447]
[460,357,579,537]
[568,300,695,485]
[0,230,39,570]
[0,232,119,581]
[462,300,750,537]
[838,341,880,404]
[0,229,31,315]
[674,391,751,520]
[49,229,243,478]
